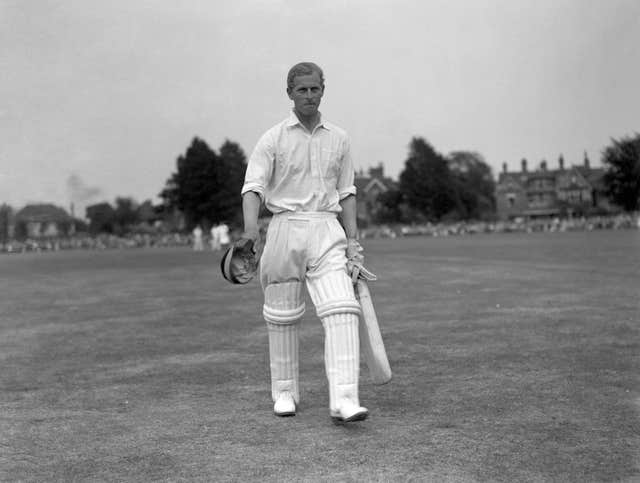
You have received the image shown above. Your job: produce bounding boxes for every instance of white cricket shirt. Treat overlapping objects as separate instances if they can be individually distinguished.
[242,111,357,214]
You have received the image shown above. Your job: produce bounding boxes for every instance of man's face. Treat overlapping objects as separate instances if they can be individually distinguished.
[287,72,324,118]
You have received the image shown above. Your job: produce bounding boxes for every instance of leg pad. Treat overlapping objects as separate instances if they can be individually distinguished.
[306,270,361,319]
[322,313,361,413]
[267,322,300,402]
[263,282,303,402]
[263,282,305,324]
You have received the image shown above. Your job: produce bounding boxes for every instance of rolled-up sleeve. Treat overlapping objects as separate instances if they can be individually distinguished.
[337,136,357,200]
[241,131,274,202]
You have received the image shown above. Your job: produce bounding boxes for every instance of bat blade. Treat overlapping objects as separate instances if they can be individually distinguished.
[355,279,392,385]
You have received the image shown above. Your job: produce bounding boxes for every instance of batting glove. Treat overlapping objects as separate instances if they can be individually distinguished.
[346,238,377,284]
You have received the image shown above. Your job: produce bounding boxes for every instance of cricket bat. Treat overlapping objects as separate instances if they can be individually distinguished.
[355,279,392,385]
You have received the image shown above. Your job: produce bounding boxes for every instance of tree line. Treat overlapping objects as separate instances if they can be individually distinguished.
[154,132,639,231]
[63,138,247,235]
[376,139,497,224]
[153,136,500,230]
[2,132,637,240]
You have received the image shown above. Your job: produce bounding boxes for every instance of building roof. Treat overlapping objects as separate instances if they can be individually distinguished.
[355,164,396,195]
[498,164,605,190]
[355,176,370,194]
[15,204,71,223]
[575,166,606,189]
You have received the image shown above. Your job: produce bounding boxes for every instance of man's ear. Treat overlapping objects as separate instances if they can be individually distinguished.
[286,87,293,100]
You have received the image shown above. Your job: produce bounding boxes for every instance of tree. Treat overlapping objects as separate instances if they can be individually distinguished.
[159,137,216,228]
[113,197,139,235]
[602,133,640,212]
[373,187,408,224]
[160,137,247,229]
[86,202,116,234]
[136,200,158,224]
[215,140,249,225]
[0,204,13,243]
[448,151,496,220]
[398,137,459,221]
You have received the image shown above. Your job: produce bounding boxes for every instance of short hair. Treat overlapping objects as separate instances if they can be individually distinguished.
[287,62,325,90]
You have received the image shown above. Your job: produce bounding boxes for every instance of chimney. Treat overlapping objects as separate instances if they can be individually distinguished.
[584,150,590,169]
[502,162,507,174]
[558,154,564,170]
[369,163,384,179]
[540,160,547,171]
[69,203,76,236]
[521,158,528,172]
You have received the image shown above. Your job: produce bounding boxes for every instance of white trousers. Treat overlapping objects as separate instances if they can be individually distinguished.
[260,212,362,411]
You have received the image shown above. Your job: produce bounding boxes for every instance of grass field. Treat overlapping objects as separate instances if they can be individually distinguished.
[1,230,639,482]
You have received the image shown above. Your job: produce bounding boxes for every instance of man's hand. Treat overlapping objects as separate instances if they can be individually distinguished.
[346,238,377,284]
[241,225,260,242]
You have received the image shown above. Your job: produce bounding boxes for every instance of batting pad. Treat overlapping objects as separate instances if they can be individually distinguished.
[306,270,361,319]
[322,313,360,412]
[266,321,300,403]
[263,282,305,324]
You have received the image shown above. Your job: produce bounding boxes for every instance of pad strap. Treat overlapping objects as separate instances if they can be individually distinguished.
[263,303,306,324]
[315,299,361,319]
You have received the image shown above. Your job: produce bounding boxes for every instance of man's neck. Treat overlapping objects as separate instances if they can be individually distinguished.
[293,109,320,132]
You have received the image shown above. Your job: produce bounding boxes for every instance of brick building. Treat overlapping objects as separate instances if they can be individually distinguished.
[354,163,396,226]
[495,155,613,220]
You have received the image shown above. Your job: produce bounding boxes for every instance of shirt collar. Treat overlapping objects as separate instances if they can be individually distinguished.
[286,110,330,131]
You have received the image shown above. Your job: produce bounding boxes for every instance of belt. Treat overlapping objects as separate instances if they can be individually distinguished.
[273,211,338,221]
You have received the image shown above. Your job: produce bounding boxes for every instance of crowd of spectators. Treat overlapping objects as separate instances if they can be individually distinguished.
[0,232,193,254]
[1,213,638,254]
[361,213,640,239]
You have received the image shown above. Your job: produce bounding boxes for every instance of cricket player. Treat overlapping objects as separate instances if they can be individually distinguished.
[218,222,230,249]
[192,225,204,251]
[241,62,371,422]
[210,224,221,251]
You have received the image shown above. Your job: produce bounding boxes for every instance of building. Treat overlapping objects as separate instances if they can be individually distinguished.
[495,155,614,221]
[14,204,73,239]
[354,163,397,226]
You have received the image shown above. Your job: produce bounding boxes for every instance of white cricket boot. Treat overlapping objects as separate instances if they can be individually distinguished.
[322,313,368,422]
[332,398,368,422]
[273,391,296,417]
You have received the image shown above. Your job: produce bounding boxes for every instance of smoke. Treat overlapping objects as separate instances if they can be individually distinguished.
[66,174,103,202]
[66,173,103,218]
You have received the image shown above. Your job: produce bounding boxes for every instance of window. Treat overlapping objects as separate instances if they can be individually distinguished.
[567,190,581,203]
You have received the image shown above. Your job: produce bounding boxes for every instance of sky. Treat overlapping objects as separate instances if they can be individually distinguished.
[1,0,639,215]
